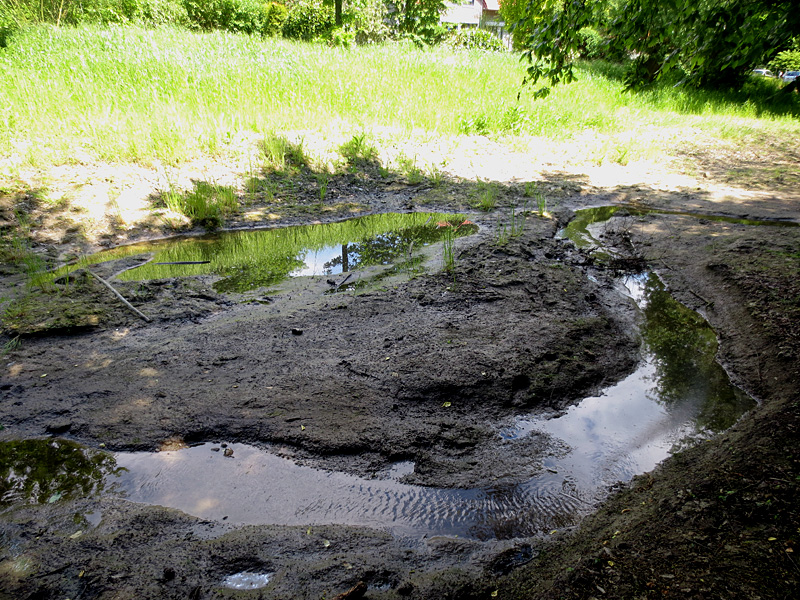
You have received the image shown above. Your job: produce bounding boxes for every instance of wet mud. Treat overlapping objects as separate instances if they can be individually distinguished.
[1,183,799,599]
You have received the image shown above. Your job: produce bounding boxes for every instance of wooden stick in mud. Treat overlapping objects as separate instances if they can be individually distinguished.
[331,581,366,600]
[83,269,152,322]
[335,272,353,290]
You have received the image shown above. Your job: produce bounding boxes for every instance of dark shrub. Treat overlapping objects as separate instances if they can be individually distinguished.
[282,0,334,41]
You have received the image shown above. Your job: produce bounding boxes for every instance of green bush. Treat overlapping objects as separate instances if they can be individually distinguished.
[282,0,334,41]
[262,2,288,37]
[577,26,606,60]
[329,26,355,47]
[133,0,189,26]
[0,25,16,49]
[342,0,388,44]
[769,50,800,74]
[1,0,187,26]
[446,27,505,52]
[183,0,270,35]
[0,8,19,48]
[386,0,446,46]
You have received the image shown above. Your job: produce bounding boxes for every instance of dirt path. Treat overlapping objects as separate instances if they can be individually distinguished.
[1,136,799,599]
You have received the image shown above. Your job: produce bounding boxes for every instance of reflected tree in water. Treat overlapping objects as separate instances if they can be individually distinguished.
[0,439,121,505]
[640,274,754,432]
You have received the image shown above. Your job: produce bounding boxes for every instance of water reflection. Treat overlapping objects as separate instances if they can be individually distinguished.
[637,273,753,432]
[56,213,478,293]
[562,205,798,254]
[558,205,623,260]
[507,272,755,492]
[0,439,120,505]
[111,443,585,541]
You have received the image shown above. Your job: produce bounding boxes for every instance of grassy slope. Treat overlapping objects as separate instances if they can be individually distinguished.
[1,24,799,174]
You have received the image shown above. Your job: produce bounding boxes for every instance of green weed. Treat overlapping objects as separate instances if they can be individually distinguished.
[161,181,239,230]
[262,133,308,173]
[427,163,445,186]
[2,335,21,356]
[315,172,330,202]
[473,180,498,212]
[509,207,525,237]
[524,181,548,217]
[614,145,630,165]
[398,154,424,184]
[339,133,378,166]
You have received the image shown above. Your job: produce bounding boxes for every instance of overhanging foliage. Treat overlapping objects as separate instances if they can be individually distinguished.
[516,0,800,95]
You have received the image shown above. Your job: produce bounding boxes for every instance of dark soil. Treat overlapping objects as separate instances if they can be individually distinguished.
[1,170,799,599]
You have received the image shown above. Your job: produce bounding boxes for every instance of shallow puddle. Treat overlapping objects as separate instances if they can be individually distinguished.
[220,571,273,590]
[111,444,583,541]
[59,213,477,293]
[561,204,798,255]
[0,271,754,541]
[2,208,758,541]
[503,273,754,491]
[105,272,753,540]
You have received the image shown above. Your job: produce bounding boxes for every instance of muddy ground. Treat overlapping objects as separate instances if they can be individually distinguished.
[1,146,799,599]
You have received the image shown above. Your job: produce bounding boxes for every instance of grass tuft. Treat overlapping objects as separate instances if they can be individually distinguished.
[262,133,309,173]
[161,181,239,230]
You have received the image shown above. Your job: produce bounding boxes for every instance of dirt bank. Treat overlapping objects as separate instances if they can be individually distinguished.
[1,144,799,599]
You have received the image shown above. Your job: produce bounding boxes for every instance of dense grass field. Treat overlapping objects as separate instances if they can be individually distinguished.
[1,23,799,172]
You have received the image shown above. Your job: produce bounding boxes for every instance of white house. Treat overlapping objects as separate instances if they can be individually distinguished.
[441,1,509,46]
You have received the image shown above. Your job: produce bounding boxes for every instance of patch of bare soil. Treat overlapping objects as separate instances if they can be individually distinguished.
[1,135,799,599]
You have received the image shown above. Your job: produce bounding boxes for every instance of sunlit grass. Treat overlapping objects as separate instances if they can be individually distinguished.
[1,24,798,171]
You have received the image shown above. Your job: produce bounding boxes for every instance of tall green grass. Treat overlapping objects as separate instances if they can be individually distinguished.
[1,24,798,169]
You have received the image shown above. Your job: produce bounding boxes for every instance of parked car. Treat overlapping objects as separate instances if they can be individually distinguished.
[782,71,800,83]
[752,68,775,77]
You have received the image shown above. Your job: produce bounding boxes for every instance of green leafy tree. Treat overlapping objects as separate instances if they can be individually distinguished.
[342,0,389,44]
[386,0,446,45]
[282,0,334,40]
[769,50,800,74]
[516,0,800,95]
[499,0,533,51]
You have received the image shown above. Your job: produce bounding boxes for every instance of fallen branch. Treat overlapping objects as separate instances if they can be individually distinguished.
[82,269,152,322]
[151,261,211,265]
[688,288,714,307]
[331,581,366,600]
[335,273,353,290]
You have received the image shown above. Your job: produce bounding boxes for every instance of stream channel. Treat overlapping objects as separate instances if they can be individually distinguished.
[2,208,757,549]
